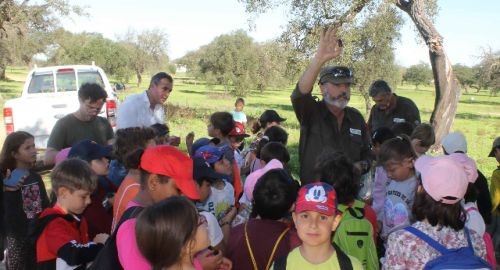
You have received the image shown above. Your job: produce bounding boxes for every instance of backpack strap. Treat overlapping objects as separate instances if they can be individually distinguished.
[273,254,288,270]
[465,206,479,214]
[116,206,143,229]
[29,214,74,240]
[87,206,143,270]
[463,227,473,249]
[338,200,365,220]
[404,226,449,254]
[273,244,353,270]
[333,242,353,270]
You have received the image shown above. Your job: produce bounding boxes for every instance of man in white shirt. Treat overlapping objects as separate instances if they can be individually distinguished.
[116,72,173,129]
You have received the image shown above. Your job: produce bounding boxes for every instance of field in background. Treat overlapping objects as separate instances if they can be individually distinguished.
[1,66,499,182]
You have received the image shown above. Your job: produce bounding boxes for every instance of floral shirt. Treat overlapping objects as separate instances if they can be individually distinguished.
[383,221,487,269]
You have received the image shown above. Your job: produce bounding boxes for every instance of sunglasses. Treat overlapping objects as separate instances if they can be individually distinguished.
[320,67,353,81]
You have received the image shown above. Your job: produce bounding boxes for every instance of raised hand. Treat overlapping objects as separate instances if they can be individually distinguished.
[315,26,343,64]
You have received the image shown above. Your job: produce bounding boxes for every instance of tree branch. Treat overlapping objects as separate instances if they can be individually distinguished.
[395,0,411,12]
[395,0,442,53]
[332,0,370,28]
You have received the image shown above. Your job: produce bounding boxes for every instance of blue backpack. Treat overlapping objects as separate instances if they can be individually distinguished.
[404,226,493,270]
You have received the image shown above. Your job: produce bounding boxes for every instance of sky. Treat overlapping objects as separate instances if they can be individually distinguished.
[61,0,500,67]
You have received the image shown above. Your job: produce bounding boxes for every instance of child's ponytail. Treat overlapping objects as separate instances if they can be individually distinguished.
[379,134,417,164]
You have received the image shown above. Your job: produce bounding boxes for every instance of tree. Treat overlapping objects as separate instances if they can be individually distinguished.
[403,62,432,89]
[239,0,460,148]
[119,28,169,86]
[345,5,403,114]
[254,41,290,92]
[200,30,258,96]
[0,0,85,79]
[46,30,132,81]
[240,1,403,114]
[453,64,478,93]
[476,49,500,96]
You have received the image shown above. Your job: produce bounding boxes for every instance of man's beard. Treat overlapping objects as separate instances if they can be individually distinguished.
[323,92,349,110]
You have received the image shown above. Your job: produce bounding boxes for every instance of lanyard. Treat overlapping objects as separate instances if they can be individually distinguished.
[244,222,290,270]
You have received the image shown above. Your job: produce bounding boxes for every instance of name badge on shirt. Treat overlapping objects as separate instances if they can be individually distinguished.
[349,128,361,136]
[393,118,406,123]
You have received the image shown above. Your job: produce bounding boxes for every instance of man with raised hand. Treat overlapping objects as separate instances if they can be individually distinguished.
[291,26,371,184]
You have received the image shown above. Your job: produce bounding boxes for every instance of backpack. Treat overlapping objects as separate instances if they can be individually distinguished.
[333,200,379,270]
[404,226,493,270]
[465,206,497,267]
[27,213,76,268]
[273,242,352,270]
[88,206,143,270]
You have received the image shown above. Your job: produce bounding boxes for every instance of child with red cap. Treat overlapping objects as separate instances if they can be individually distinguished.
[228,122,250,170]
[103,145,227,270]
[271,182,362,269]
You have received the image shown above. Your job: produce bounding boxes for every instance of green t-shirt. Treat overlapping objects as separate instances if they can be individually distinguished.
[271,246,363,270]
[47,114,114,150]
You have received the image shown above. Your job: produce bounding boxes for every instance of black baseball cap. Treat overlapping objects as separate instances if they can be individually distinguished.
[319,66,353,85]
[259,110,286,124]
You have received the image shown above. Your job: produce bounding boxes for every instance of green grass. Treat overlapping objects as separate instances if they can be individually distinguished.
[1,67,499,182]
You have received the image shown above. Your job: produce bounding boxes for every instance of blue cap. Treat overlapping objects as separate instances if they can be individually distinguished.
[68,140,112,163]
[191,138,211,156]
[194,145,225,164]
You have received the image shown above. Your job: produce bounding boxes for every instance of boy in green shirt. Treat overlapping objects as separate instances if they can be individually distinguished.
[489,137,500,213]
[272,182,363,269]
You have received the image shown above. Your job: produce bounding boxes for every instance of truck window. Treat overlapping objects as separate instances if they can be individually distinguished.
[56,71,77,92]
[78,71,105,88]
[27,73,55,93]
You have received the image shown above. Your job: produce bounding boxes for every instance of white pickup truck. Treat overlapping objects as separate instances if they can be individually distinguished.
[3,64,118,149]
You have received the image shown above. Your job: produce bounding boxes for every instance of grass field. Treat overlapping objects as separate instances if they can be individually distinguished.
[1,66,499,183]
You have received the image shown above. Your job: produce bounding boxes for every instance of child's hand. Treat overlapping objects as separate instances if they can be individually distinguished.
[93,233,109,244]
[223,206,237,223]
[167,136,181,146]
[3,169,26,191]
[217,257,232,270]
[196,248,224,270]
[186,132,195,145]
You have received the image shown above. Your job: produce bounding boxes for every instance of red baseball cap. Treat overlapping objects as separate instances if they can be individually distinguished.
[296,182,337,216]
[140,145,200,200]
[228,122,250,137]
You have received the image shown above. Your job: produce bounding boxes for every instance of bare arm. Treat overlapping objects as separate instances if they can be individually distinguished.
[43,147,59,167]
[297,26,343,94]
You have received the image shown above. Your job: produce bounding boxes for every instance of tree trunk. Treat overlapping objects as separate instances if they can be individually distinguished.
[356,83,372,116]
[428,50,459,149]
[395,0,460,150]
[136,72,142,87]
[0,63,6,80]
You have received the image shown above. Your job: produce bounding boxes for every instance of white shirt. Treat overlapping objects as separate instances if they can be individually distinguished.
[199,211,224,247]
[116,91,165,129]
[197,180,235,221]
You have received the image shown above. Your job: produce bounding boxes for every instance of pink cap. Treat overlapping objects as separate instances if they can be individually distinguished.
[295,182,337,216]
[243,159,283,201]
[415,153,477,204]
[55,147,71,165]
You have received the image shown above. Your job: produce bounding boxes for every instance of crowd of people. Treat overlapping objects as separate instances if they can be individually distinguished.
[0,26,499,270]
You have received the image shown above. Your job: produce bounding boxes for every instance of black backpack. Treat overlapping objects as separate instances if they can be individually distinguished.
[88,206,143,270]
[273,242,353,270]
[28,213,76,268]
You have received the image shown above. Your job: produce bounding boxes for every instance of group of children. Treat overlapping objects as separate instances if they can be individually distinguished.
[0,95,499,269]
